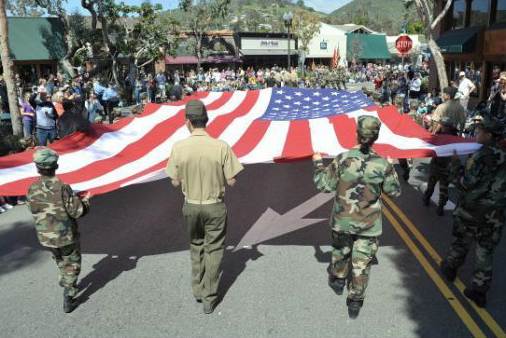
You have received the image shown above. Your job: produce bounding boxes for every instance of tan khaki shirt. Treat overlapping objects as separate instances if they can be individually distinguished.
[431,99,467,132]
[165,129,244,203]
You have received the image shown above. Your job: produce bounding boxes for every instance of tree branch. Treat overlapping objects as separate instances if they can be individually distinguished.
[137,57,155,69]
[81,0,97,31]
[431,0,453,31]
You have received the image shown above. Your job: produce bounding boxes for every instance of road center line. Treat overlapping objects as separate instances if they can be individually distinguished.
[384,195,506,338]
[383,207,486,338]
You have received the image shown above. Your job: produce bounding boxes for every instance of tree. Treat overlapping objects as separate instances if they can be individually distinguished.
[7,0,91,78]
[245,9,263,32]
[81,1,180,94]
[292,9,320,72]
[404,0,453,91]
[179,0,231,71]
[0,0,22,135]
[407,20,425,34]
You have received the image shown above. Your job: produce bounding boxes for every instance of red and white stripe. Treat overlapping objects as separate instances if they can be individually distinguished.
[0,89,481,196]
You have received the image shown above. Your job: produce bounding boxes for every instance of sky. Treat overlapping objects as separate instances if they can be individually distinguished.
[64,0,352,15]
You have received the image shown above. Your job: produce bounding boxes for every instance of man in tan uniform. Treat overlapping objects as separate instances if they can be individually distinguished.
[430,86,466,135]
[166,99,243,314]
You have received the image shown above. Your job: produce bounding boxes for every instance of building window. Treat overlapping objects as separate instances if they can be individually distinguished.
[496,0,506,24]
[469,0,490,26]
[453,0,466,29]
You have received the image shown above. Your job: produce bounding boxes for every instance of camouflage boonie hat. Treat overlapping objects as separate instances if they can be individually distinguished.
[33,147,59,169]
[185,99,208,119]
[477,118,504,136]
[357,116,381,138]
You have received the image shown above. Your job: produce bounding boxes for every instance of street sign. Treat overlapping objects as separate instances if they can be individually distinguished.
[395,35,413,56]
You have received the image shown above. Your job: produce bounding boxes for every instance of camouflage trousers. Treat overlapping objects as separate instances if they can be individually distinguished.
[424,157,451,206]
[445,209,504,293]
[329,231,379,301]
[49,242,81,297]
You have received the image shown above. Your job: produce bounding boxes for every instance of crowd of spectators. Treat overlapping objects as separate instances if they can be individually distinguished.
[1,60,506,214]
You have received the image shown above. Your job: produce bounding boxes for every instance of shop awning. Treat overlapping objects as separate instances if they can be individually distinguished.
[5,17,66,61]
[346,33,390,60]
[165,55,242,65]
[436,27,480,53]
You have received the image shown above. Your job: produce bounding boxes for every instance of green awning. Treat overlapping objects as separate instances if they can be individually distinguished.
[4,17,66,61]
[346,33,391,60]
[436,27,480,54]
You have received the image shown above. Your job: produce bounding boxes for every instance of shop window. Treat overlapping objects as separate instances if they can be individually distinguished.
[453,0,466,29]
[17,65,38,87]
[469,0,490,26]
[39,64,55,79]
[496,0,506,24]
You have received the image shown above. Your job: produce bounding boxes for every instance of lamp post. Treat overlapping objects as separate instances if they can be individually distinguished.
[283,11,293,70]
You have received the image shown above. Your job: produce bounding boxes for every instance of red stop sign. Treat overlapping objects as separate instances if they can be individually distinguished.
[396,35,413,55]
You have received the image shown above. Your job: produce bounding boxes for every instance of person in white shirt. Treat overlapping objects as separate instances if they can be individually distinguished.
[409,73,422,99]
[457,71,476,111]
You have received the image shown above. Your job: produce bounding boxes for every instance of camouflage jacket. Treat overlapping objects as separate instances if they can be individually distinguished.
[313,147,401,236]
[27,176,89,248]
[450,142,506,220]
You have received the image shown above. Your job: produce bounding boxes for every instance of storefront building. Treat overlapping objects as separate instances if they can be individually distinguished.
[237,32,298,68]
[346,33,391,63]
[164,30,242,71]
[435,0,506,100]
[1,17,66,84]
[305,23,347,67]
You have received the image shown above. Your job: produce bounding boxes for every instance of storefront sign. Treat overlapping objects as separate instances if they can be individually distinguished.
[241,38,296,51]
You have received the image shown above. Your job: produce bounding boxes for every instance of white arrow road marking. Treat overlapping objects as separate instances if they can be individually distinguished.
[234,193,334,251]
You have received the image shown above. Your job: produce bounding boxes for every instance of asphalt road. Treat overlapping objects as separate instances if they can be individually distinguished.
[0,160,504,338]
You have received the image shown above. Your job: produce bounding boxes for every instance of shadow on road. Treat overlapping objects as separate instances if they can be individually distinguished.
[2,160,501,336]
[0,221,45,276]
[77,255,140,304]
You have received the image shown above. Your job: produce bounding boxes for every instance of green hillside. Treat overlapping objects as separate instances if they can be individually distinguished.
[327,0,421,35]
[225,0,327,32]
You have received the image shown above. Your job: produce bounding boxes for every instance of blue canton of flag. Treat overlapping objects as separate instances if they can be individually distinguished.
[260,87,373,121]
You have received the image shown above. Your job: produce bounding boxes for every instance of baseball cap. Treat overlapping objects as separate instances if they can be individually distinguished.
[185,100,208,119]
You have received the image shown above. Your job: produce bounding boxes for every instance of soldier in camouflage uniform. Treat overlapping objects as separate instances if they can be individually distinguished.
[27,147,90,313]
[312,116,401,319]
[422,116,460,216]
[336,66,347,90]
[440,118,506,307]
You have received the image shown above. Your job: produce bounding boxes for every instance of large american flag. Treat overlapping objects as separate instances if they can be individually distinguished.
[0,87,480,196]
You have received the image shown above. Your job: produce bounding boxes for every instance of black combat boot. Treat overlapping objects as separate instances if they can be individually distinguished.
[346,298,363,319]
[402,169,410,182]
[422,194,430,207]
[436,204,444,216]
[464,288,487,308]
[63,288,76,313]
[328,274,346,295]
[203,301,215,314]
[440,260,457,282]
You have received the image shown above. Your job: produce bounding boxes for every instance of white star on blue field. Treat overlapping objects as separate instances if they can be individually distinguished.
[260,88,372,121]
